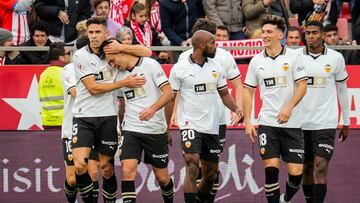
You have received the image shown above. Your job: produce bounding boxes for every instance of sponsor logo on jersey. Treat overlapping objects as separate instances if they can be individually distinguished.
[195,84,206,92]
[325,64,332,73]
[152,153,168,159]
[289,148,304,153]
[282,63,289,71]
[264,76,287,87]
[319,143,334,150]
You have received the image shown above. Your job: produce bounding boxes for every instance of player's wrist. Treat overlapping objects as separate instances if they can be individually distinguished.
[234,108,243,117]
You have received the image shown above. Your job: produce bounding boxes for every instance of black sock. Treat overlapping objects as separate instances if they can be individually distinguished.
[184,193,196,203]
[313,184,327,203]
[264,167,280,203]
[64,180,78,203]
[284,174,302,201]
[160,179,174,203]
[92,181,99,203]
[122,180,136,203]
[76,172,94,203]
[207,171,220,203]
[196,190,208,203]
[103,175,117,202]
[196,167,202,187]
[302,184,313,203]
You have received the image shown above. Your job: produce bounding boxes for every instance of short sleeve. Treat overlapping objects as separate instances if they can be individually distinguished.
[292,53,308,82]
[244,58,258,88]
[73,51,94,81]
[335,54,348,82]
[150,60,169,88]
[169,65,180,92]
[62,64,76,93]
[222,50,241,80]
[216,63,228,90]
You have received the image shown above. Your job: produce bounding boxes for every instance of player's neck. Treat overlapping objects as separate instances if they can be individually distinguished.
[126,55,141,69]
[191,51,206,65]
[307,45,324,54]
[89,45,100,55]
[265,43,283,58]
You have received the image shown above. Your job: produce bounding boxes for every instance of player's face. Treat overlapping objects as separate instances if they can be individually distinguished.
[132,9,147,25]
[95,1,110,17]
[121,33,133,45]
[305,25,323,48]
[215,29,229,41]
[32,30,48,47]
[286,30,301,46]
[261,24,283,48]
[203,37,216,58]
[324,30,340,45]
[106,53,127,70]
[87,24,109,49]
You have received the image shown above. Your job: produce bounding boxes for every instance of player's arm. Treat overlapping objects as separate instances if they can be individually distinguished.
[164,91,177,146]
[218,87,243,126]
[68,88,77,99]
[81,74,146,95]
[230,77,244,123]
[103,39,152,57]
[278,79,307,124]
[170,93,180,127]
[243,86,257,143]
[337,80,350,142]
[118,97,125,125]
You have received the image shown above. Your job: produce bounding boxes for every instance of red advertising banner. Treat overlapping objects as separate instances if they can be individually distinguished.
[215,39,264,59]
[0,65,359,130]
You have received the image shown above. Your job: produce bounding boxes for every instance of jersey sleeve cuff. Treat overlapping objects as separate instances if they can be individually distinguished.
[217,84,228,91]
[79,73,95,81]
[66,86,76,94]
[244,83,257,88]
[158,80,169,89]
[295,76,308,82]
[336,76,348,82]
[229,74,241,81]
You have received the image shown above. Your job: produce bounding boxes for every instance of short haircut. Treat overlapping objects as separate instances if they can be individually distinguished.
[260,15,286,33]
[323,24,338,33]
[191,18,217,35]
[76,36,89,50]
[30,20,49,36]
[217,25,229,34]
[98,38,121,59]
[86,16,107,28]
[287,26,302,36]
[305,21,324,32]
[116,26,133,41]
[48,42,66,61]
[93,0,110,8]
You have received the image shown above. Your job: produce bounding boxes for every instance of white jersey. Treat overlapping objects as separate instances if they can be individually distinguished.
[72,45,119,117]
[169,56,228,134]
[61,63,76,139]
[297,47,348,130]
[244,47,307,128]
[179,48,241,124]
[116,57,169,134]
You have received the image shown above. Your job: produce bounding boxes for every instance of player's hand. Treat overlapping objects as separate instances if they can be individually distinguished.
[277,106,292,124]
[339,125,349,142]
[123,74,146,88]
[139,107,156,121]
[166,130,172,146]
[170,112,178,127]
[58,11,69,24]
[230,111,243,126]
[245,123,257,143]
[104,39,124,54]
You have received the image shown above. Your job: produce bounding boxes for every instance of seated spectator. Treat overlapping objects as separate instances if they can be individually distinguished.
[20,20,52,64]
[242,0,269,38]
[116,26,134,45]
[215,25,230,41]
[0,0,33,45]
[0,28,26,65]
[286,26,303,46]
[148,0,170,45]
[34,0,91,44]
[202,0,245,40]
[323,24,347,45]
[93,0,121,38]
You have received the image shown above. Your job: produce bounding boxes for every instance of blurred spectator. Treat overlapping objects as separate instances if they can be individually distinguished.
[76,20,88,37]
[202,0,245,40]
[267,0,289,27]
[286,26,303,46]
[323,24,347,45]
[34,0,91,44]
[0,0,33,45]
[215,25,230,41]
[242,0,269,38]
[116,26,134,45]
[0,28,26,65]
[352,0,360,42]
[147,0,170,45]
[94,0,121,38]
[109,0,134,26]
[20,20,51,64]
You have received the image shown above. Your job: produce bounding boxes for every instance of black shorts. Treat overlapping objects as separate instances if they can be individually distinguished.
[219,125,227,152]
[258,125,304,164]
[303,129,336,161]
[180,129,221,163]
[119,130,169,169]
[63,138,99,166]
[72,116,118,157]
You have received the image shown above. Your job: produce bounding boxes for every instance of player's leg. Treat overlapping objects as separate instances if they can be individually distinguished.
[281,128,305,203]
[88,150,100,203]
[153,167,174,203]
[312,129,336,203]
[258,126,281,203]
[63,138,78,203]
[302,130,315,203]
[119,131,143,203]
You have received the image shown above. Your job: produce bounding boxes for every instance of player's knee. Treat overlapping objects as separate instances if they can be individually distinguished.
[314,159,328,178]
[202,170,217,183]
[156,174,170,186]
[88,168,99,181]
[186,161,199,177]
[74,158,88,174]
[66,174,77,186]
[121,164,137,180]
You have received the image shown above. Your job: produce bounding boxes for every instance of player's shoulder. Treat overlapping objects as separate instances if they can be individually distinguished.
[215,47,233,58]
[73,46,88,57]
[63,63,75,74]
[325,47,344,59]
[178,49,193,61]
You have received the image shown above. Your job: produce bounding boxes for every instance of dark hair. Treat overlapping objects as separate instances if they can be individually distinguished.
[48,42,66,61]
[305,21,324,32]
[86,16,108,28]
[30,20,49,36]
[287,26,302,36]
[217,25,229,34]
[98,38,121,59]
[260,15,286,33]
[192,18,217,35]
[323,24,338,33]
[93,0,110,9]
[129,2,146,21]
[76,36,89,50]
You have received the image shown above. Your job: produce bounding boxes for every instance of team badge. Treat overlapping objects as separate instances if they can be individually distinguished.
[185,141,192,148]
[67,154,73,161]
[211,70,219,79]
[282,63,289,71]
[325,64,332,73]
[260,147,266,155]
[72,136,78,144]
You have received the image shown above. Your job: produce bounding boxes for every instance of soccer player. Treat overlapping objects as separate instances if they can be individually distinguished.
[61,37,101,203]
[100,39,175,203]
[175,18,244,203]
[71,17,149,202]
[169,30,242,203]
[299,21,350,203]
[243,15,308,203]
